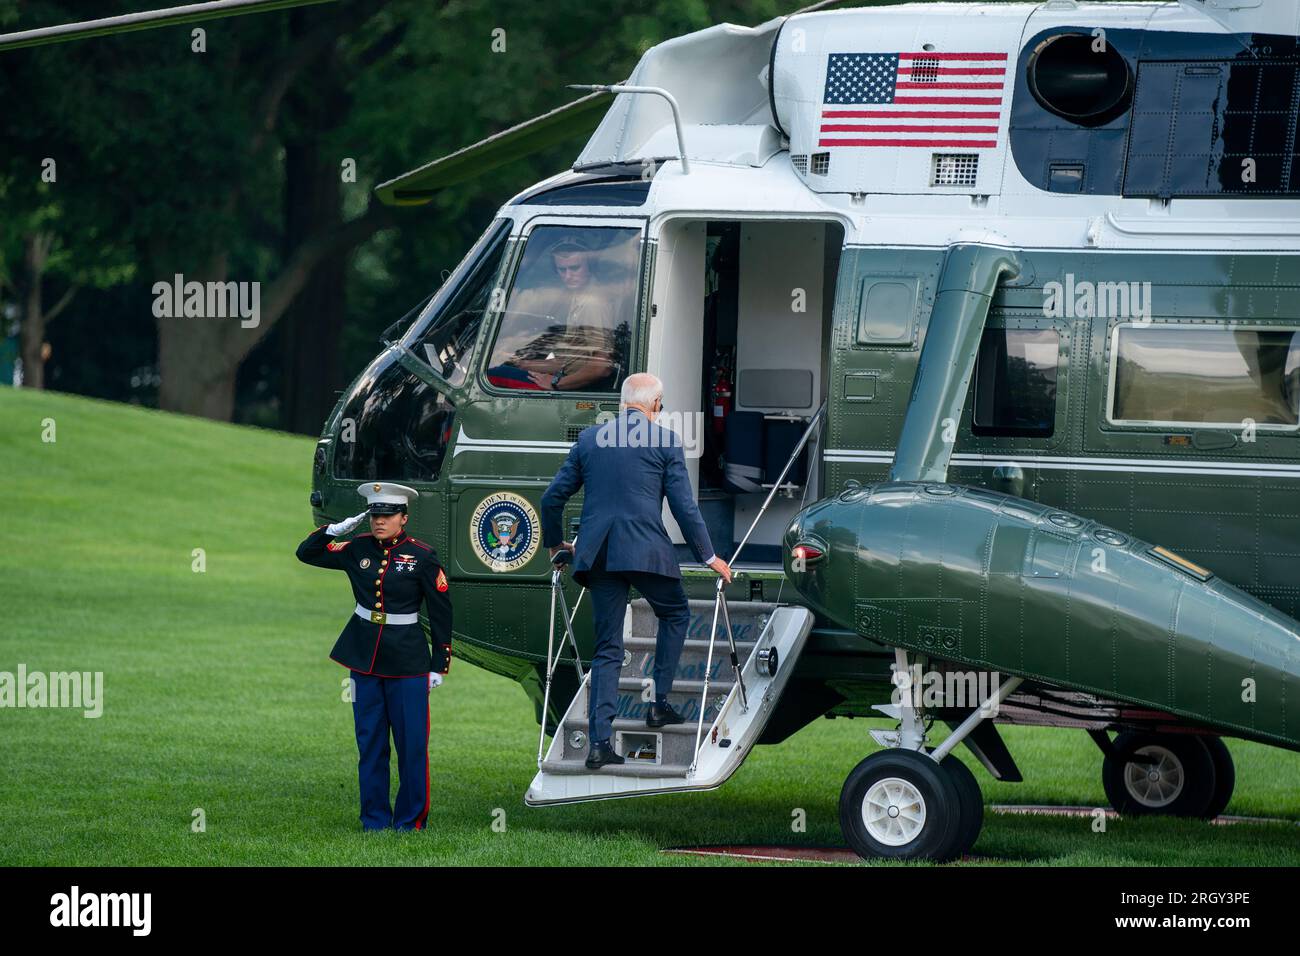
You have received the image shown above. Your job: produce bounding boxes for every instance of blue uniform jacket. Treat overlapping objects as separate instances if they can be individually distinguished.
[541,408,716,583]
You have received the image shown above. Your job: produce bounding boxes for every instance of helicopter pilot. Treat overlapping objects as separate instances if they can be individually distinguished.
[296,482,453,831]
[487,236,621,392]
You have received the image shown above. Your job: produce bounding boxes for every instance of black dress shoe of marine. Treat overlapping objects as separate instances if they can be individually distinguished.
[647,701,686,728]
[585,740,625,769]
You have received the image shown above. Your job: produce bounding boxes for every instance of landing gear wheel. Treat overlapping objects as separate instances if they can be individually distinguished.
[1102,732,1217,818]
[1198,736,1235,820]
[839,750,963,862]
[940,755,984,857]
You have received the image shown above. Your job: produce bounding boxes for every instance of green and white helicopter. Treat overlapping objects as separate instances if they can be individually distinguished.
[347,0,1300,861]
[14,0,1300,861]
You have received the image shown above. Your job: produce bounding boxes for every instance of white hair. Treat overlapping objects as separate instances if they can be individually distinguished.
[620,372,663,410]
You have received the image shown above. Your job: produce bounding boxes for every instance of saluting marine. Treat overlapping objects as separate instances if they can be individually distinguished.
[296,482,453,832]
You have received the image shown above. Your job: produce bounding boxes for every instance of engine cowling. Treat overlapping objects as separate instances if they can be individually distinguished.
[783,481,1300,752]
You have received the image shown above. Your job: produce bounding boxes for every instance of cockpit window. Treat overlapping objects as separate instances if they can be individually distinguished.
[332,352,456,481]
[405,218,511,388]
[484,225,640,393]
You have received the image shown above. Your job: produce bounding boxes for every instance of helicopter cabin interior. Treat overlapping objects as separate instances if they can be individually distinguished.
[648,218,844,568]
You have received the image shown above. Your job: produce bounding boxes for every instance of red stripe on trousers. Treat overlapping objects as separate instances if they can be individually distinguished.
[416,693,431,830]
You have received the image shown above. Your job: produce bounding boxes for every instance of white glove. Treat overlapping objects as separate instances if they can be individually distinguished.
[428,672,443,691]
[326,511,369,537]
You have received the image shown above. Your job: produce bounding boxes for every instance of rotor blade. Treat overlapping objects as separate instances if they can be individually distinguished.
[0,0,335,52]
[789,0,855,14]
[374,91,613,207]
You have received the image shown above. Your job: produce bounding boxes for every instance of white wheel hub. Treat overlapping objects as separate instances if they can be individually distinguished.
[863,775,926,846]
[1123,745,1185,808]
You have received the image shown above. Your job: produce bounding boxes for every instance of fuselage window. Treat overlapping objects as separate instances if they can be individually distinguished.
[1110,325,1300,428]
[406,218,512,388]
[484,225,640,393]
[972,328,1060,438]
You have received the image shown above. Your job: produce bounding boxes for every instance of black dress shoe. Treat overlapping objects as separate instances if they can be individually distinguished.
[647,701,686,728]
[585,740,625,769]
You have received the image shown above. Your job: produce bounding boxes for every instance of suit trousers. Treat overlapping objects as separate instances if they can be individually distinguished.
[350,671,430,831]
[584,542,691,743]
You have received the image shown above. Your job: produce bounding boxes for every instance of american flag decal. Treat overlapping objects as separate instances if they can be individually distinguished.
[820,52,1007,149]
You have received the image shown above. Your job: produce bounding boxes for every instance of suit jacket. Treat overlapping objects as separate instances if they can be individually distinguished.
[541,408,715,584]
[296,527,453,677]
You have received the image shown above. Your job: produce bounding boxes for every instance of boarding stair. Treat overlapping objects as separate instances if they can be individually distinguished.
[525,402,826,806]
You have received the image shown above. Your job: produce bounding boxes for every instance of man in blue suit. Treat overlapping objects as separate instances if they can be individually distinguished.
[542,372,733,769]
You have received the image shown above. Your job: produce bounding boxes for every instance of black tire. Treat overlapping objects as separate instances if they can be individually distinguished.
[1101,732,1217,818]
[940,755,984,858]
[1199,736,1235,820]
[839,750,963,862]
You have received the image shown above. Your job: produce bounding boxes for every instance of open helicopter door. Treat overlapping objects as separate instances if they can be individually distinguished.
[642,217,843,571]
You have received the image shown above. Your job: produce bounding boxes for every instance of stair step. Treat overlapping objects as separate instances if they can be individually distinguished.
[647,598,778,612]
[622,636,756,651]
[627,599,776,644]
[617,677,732,693]
[540,759,691,778]
[635,597,778,611]
[560,717,705,736]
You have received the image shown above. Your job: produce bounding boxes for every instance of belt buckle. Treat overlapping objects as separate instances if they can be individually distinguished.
[370,610,386,625]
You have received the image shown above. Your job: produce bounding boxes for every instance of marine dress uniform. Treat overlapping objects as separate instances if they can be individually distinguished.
[296,482,453,831]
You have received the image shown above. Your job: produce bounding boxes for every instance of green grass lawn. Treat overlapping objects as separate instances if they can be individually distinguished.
[1,387,1297,866]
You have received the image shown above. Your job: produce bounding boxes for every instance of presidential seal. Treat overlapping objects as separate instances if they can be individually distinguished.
[470,491,540,572]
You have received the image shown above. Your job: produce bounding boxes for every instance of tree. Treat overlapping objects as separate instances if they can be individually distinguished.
[0,176,134,389]
[2,1,400,418]
[0,0,789,422]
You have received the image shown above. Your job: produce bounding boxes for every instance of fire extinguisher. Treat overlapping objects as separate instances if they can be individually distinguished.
[711,357,732,442]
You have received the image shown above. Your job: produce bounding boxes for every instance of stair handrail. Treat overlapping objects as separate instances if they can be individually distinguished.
[689,401,828,774]
[538,543,587,768]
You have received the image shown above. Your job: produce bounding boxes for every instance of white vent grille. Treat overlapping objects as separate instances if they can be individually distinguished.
[931,153,979,187]
[810,152,830,176]
[792,154,808,175]
[911,56,941,83]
